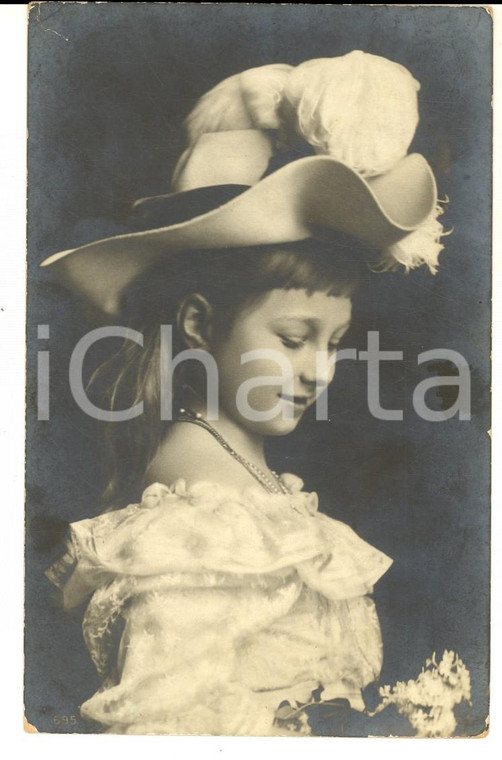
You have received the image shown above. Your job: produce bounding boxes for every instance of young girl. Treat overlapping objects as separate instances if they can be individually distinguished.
[43,51,445,736]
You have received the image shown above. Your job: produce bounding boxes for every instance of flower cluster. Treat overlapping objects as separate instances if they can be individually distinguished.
[371,650,472,737]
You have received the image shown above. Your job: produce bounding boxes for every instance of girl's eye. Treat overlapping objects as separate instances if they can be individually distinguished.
[279,335,306,350]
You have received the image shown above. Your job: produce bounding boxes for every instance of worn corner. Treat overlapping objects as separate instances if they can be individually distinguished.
[27,2,42,17]
[23,714,40,734]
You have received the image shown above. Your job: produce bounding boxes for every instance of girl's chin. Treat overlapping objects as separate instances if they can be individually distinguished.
[241,414,304,437]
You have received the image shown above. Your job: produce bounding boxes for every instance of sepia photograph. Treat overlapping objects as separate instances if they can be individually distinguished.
[24,3,491,739]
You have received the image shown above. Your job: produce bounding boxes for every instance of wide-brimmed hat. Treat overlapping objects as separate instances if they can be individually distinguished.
[41,51,446,315]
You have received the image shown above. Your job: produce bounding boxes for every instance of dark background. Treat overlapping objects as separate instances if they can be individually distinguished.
[26,3,491,736]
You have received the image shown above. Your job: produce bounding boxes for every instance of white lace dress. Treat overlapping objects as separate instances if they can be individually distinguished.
[46,474,392,735]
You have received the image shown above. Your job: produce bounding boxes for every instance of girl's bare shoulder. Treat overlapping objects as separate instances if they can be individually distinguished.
[144,422,260,492]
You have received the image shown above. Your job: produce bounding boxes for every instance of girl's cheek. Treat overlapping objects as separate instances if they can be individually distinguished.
[239,362,294,414]
[247,387,279,413]
[314,352,338,388]
[243,359,294,384]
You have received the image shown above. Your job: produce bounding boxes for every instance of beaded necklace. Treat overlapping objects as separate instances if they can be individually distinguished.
[176,408,290,495]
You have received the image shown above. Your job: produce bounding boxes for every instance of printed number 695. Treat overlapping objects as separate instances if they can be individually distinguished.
[53,715,77,725]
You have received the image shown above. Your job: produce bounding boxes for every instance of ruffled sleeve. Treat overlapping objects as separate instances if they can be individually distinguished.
[296,513,392,599]
[46,477,391,608]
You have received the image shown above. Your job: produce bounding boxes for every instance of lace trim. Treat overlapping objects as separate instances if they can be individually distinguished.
[44,538,77,589]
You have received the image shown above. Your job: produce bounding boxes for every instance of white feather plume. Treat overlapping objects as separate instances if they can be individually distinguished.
[282,51,421,177]
[184,63,293,145]
[376,201,451,274]
[184,53,420,178]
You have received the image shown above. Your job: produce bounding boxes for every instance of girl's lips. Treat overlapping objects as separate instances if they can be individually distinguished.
[278,394,311,407]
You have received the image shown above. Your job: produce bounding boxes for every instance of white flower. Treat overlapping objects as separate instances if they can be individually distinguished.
[282,50,420,177]
[372,651,472,737]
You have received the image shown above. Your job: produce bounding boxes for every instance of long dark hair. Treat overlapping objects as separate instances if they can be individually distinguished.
[88,236,368,506]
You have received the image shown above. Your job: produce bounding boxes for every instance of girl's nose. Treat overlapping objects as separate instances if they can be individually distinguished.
[299,354,325,390]
[299,351,334,391]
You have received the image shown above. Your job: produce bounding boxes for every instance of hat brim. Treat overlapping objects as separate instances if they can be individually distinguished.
[41,152,436,315]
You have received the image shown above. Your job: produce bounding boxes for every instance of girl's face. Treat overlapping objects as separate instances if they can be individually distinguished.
[210,288,352,436]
